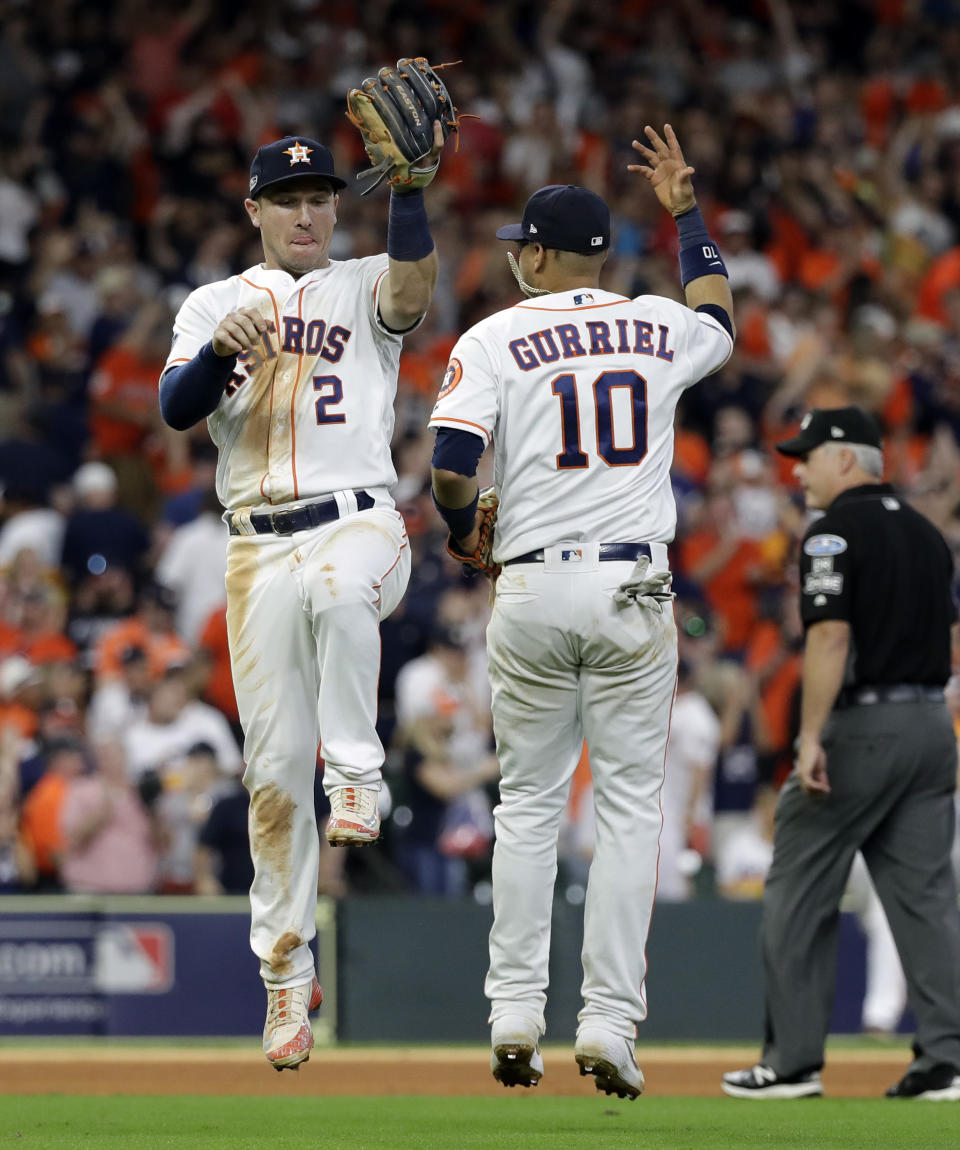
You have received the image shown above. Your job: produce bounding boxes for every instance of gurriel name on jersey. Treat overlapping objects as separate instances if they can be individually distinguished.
[508,318,675,372]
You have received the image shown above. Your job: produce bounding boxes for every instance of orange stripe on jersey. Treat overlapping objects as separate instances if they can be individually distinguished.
[517,299,628,312]
[427,416,491,442]
[290,285,308,500]
[165,357,191,367]
[239,277,282,504]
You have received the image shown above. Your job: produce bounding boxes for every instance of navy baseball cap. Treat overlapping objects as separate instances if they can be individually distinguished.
[775,406,883,457]
[496,185,611,255]
[249,137,346,198]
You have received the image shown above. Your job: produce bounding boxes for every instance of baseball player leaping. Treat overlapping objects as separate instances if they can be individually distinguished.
[430,125,736,1098]
[158,77,449,1068]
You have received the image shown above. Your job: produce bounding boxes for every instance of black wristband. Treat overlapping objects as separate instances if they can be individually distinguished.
[432,488,478,540]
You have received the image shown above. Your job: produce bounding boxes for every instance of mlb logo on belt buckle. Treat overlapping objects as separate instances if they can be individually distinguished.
[561,549,583,561]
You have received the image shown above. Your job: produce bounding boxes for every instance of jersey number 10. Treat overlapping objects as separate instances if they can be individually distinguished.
[552,370,648,469]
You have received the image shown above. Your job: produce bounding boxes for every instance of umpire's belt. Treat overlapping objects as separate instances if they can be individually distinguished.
[228,491,375,536]
[505,542,652,566]
[835,684,945,708]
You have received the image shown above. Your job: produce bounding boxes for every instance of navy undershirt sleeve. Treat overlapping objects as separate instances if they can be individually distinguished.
[159,341,238,430]
[695,303,734,338]
[431,427,486,476]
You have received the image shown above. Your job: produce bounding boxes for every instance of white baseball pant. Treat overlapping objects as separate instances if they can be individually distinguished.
[225,505,410,986]
[484,543,677,1039]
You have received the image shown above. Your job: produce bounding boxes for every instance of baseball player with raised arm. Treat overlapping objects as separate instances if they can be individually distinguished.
[158,84,448,1069]
[430,125,735,1098]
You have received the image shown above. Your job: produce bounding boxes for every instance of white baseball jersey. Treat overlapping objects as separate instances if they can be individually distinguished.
[429,288,733,561]
[163,256,412,511]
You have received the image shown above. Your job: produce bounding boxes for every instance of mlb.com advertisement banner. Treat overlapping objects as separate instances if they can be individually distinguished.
[0,897,335,1037]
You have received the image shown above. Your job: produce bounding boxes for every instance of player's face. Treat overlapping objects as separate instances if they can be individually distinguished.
[793,443,844,509]
[246,179,339,275]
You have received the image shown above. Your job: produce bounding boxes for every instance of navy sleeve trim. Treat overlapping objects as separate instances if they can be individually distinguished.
[159,341,238,431]
[695,303,734,339]
[431,427,486,477]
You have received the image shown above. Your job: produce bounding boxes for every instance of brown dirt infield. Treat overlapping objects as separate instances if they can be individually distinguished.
[0,1044,911,1097]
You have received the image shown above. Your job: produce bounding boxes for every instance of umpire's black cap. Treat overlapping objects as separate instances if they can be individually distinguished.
[249,137,346,198]
[496,185,610,255]
[775,406,883,458]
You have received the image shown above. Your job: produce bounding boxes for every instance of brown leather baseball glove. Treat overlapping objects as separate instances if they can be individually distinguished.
[346,57,461,196]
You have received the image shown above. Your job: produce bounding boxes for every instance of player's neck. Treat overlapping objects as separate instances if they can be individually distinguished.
[261,258,330,278]
[540,276,602,295]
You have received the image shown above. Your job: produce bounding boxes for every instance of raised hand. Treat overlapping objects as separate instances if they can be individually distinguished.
[629,124,697,217]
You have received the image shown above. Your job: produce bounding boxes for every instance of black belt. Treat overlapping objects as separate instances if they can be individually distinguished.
[504,542,652,566]
[228,491,375,536]
[836,684,945,709]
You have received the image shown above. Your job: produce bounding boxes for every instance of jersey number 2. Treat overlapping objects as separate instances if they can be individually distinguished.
[314,375,345,424]
[552,370,648,469]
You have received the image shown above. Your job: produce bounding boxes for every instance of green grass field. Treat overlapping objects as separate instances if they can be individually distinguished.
[0,1095,955,1150]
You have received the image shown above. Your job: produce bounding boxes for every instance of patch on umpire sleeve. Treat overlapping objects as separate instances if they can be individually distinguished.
[803,533,847,556]
[804,570,843,595]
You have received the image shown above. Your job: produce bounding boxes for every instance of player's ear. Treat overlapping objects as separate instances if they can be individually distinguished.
[244,198,261,229]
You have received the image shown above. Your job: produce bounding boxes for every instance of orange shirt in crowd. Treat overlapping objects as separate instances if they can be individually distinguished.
[89,345,164,456]
[19,772,70,878]
[95,617,190,682]
[680,532,763,652]
[915,247,960,324]
[0,702,38,739]
[746,621,802,755]
[13,631,77,665]
[198,607,238,724]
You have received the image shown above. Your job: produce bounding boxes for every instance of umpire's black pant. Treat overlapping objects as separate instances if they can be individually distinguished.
[761,698,960,1077]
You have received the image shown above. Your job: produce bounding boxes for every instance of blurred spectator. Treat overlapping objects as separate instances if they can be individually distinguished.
[195,604,239,730]
[65,564,137,658]
[0,654,43,741]
[392,624,500,895]
[123,665,242,782]
[699,658,770,887]
[2,584,77,666]
[59,739,161,894]
[60,461,149,585]
[161,440,220,528]
[155,489,228,644]
[658,659,721,902]
[194,769,255,896]
[0,727,27,891]
[94,580,189,683]
[155,740,235,893]
[17,734,88,891]
[0,486,65,571]
[87,298,174,521]
[87,643,151,742]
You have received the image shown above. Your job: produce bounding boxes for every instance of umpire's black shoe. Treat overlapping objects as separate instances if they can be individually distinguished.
[722,1064,823,1099]
[885,1063,960,1100]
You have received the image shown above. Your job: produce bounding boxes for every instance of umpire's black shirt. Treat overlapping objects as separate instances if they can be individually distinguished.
[799,482,955,687]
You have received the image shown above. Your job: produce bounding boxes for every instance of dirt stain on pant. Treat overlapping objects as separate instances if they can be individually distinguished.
[267,930,305,978]
[250,782,295,906]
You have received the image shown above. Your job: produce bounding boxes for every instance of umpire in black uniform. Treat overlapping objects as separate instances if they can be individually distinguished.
[724,406,960,1100]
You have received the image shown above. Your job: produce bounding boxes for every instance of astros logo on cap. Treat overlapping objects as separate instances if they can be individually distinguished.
[284,142,314,165]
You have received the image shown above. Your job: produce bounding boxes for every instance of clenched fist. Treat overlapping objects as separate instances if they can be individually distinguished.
[212,308,268,356]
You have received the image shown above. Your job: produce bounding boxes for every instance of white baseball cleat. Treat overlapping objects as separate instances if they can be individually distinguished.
[490,1016,544,1088]
[263,977,323,1071]
[326,786,381,846]
[575,1027,645,1099]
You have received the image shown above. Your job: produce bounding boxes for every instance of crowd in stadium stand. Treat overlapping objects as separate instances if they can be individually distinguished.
[1,0,959,904]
